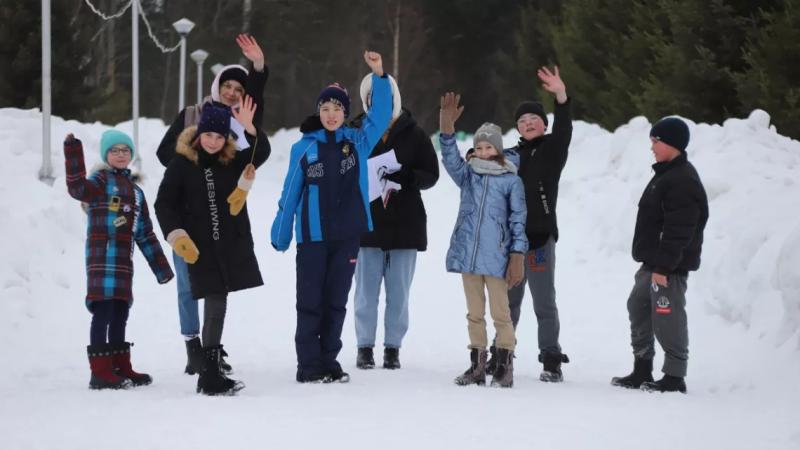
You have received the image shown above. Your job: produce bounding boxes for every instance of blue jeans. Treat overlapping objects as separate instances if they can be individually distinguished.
[173,251,200,337]
[354,248,417,348]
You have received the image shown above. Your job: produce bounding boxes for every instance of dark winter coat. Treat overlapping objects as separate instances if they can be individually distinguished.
[632,153,709,275]
[154,126,271,299]
[352,108,439,251]
[64,137,173,306]
[270,73,392,251]
[156,64,268,167]
[514,98,572,249]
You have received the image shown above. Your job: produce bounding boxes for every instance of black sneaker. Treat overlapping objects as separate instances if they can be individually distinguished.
[383,347,401,370]
[356,347,375,370]
[641,375,687,394]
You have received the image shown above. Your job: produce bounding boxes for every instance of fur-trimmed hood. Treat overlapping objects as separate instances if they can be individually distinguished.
[176,125,237,165]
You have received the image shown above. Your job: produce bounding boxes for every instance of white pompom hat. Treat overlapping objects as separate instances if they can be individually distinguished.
[359,73,402,119]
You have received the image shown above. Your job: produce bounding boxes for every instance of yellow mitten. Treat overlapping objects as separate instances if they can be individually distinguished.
[167,229,199,264]
[227,163,256,216]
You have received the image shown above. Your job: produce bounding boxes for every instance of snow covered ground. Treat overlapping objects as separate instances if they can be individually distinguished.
[1,107,798,450]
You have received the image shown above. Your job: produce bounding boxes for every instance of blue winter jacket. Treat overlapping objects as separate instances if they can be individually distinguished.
[441,133,528,278]
[271,74,392,250]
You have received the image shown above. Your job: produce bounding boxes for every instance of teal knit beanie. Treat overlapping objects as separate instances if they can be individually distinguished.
[100,129,135,163]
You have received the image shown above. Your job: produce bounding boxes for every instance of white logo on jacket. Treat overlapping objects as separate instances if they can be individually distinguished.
[340,153,356,174]
[204,168,220,241]
[307,162,324,178]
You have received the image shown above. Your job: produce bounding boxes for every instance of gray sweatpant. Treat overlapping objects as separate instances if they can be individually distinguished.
[202,294,228,347]
[627,266,689,377]
[506,237,561,354]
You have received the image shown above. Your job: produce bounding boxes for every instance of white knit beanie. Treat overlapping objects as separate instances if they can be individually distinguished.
[359,73,402,119]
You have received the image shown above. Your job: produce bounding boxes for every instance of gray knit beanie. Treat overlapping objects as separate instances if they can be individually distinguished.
[473,122,504,154]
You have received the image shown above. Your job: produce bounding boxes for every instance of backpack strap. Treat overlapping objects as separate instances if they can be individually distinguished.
[183,104,202,129]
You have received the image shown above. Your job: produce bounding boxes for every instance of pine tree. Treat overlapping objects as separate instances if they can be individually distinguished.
[546,0,640,127]
[509,0,563,125]
[0,0,106,121]
[632,0,758,124]
[421,0,522,132]
[0,0,39,109]
[734,0,800,138]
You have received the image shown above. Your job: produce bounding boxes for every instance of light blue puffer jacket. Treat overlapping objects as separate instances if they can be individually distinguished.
[441,133,528,278]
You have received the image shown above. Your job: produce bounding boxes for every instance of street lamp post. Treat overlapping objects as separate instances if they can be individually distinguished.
[172,18,195,112]
[40,0,53,183]
[210,63,225,76]
[190,49,209,105]
[132,0,141,171]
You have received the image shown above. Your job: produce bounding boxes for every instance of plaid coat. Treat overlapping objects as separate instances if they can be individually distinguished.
[64,137,174,306]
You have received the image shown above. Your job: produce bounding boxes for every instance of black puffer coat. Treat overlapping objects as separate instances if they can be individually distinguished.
[155,126,271,298]
[633,153,709,275]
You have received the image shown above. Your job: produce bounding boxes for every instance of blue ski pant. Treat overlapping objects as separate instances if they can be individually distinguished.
[295,238,360,378]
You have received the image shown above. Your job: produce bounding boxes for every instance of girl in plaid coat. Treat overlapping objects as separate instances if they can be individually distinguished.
[64,129,174,390]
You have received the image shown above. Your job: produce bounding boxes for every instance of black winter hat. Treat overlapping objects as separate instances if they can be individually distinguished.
[197,103,232,138]
[650,117,690,153]
[514,101,548,126]
[218,66,248,89]
[316,83,351,118]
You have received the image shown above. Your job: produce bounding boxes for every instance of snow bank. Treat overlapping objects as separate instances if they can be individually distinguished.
[3,105,798,349]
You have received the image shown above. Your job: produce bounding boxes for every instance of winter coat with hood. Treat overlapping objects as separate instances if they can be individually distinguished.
[156,63,268,166]
[514,98,572,249]
[440,133,528,279]
[64,137,174,306]
[633,152,709,275]
[270,73,392,251]
[351,108,439,251]
[154,126,271,299]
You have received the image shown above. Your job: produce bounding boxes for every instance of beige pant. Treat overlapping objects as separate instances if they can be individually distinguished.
[462,273,515,351]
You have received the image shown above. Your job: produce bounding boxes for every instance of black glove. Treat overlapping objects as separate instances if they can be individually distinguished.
[384,167,414,187]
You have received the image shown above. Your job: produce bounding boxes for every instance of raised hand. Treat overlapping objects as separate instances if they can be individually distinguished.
[537,66,567,103]
[439,92,464,134]
[236,34,265,71]
[363,50,384,77]
[232,95,257,135]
